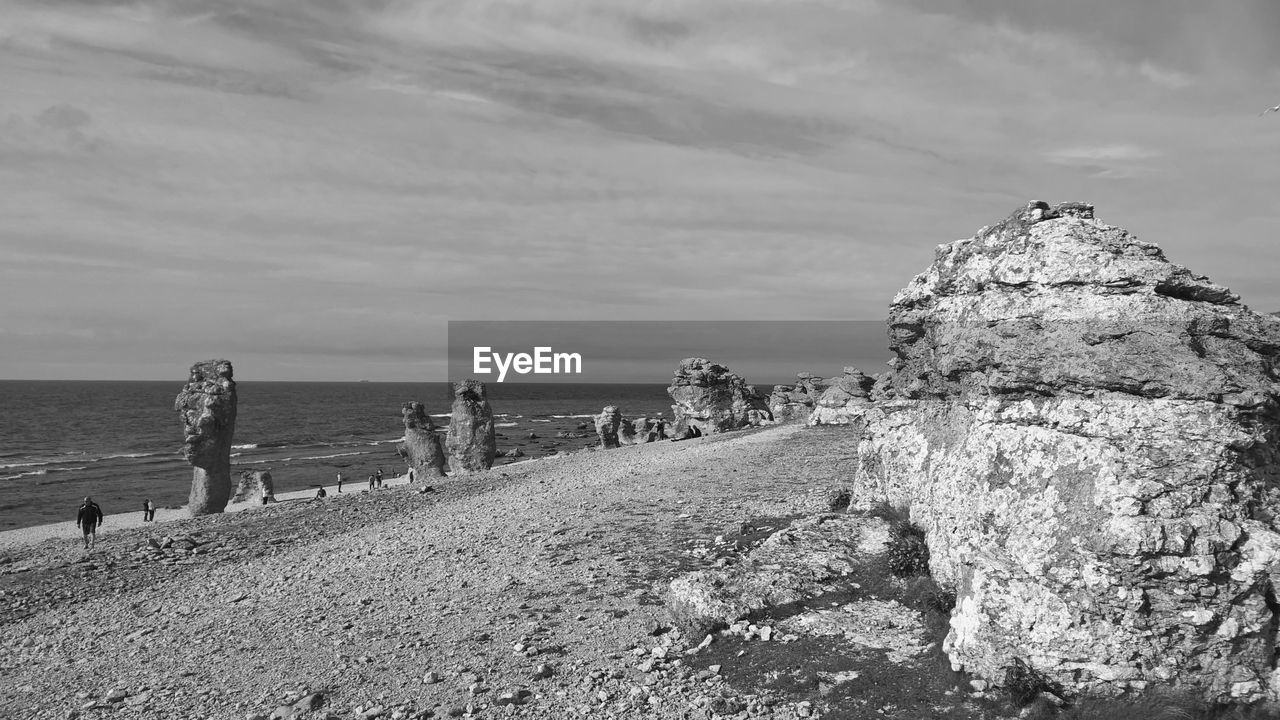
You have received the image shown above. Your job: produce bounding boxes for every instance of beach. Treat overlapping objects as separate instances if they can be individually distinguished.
[0,424,1006,720]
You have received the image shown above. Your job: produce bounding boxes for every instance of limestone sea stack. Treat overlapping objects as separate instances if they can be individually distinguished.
[595,406,622,449]
[667,358,772,438]
[173,359,238,516]
[849,201,1280,702]
[445,379,497,473]
[768,372,831,422]
[808,367,876,425]
[397,401,447,478]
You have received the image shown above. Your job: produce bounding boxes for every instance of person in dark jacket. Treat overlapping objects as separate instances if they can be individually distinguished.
[77,497,104,550]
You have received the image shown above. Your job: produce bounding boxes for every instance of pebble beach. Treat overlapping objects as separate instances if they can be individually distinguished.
[0,424,867,720]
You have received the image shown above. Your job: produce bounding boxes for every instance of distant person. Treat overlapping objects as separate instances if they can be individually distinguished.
[336,472,344,493]
[316,487,327,499]
[76,497,104,550]
[368,473,376,491]
[375,467,384,488]
[141,499,149,522]
[407,467,416,484]
[146,499,155,522]
[261,484,270,506]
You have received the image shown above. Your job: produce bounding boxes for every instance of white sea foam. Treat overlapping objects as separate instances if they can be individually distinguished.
[495,422,518,428]
[237,450,373,465]
[550,414,596,419]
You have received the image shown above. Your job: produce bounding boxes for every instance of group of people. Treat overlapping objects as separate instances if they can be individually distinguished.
[78,465,409,546]
[322,466,388,498]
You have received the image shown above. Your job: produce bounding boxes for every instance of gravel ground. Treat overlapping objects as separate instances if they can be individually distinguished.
[0,424,871,720]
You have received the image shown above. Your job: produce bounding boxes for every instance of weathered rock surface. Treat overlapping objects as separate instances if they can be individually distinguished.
[595,406,622,449]
[631,417,669,443]
[667,514,889,637]
[396,402,447,478]
[445,379,496,474]
[173,360,237,516]
[768,372,830,422]
[808,367,876,425]
[667,358,771,437]
[846,201,1280,702]
[233,470,275,504]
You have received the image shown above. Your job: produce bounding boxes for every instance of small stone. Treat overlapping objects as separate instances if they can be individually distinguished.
[532,664,553,680]
[270,706,295,720]
[294,693,325,711]
[424,671,443,684]
[105,689,128,703]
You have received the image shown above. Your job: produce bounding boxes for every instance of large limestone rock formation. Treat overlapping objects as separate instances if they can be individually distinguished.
[768,372,830,422]
[808,367,876,425]
[173,359,238,516]
[847,202,1280,702]
[595,406,622,449]
[668,358,772,437]
[445,379,497,474]
[397,401,447,478]
[233,470,274,504]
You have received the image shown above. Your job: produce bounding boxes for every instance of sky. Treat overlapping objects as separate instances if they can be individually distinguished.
[2,0,1279,382]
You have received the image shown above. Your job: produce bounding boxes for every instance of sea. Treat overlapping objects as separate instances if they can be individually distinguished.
[0,381,675,531]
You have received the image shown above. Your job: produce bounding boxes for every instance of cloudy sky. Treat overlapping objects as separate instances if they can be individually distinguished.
[3,0,1279,381]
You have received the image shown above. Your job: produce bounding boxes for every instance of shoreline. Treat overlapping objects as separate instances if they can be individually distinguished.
[0,470,426,551]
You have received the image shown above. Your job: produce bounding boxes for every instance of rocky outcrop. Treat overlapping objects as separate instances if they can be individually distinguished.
[768,372,830,422]
[667,514,890,637]
[668,358,771,437]
[618,418,637,445]
[595,406,622,449]
[808,367,876,425]
[397,402,447,478]
[232,470,274,504]
[445,379,496,474]
[845,202,1280,702]
[173,360,238,516]
[630,417,669,443]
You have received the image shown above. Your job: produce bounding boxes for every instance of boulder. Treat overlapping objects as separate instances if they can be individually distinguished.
[619,418,637,445]
[846,201,1280,702]
[808,367,877,425]
[595,406,622,449]
[667,514,890,637]
[233,470,274,504]
[445,379,497,473]
[173,359,237,516]
[397,401,447,478]
[667,358,772,436]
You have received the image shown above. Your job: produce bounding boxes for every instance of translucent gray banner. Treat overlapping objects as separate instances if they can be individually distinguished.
[446,321,892,384]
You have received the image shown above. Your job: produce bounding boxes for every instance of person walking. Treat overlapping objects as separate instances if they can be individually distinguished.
[261,484,270,506]
[146,499,155,521]
[141,499,149,522]
[368,473,376,491]
[77,497,104,550]
[375,467,384,488]
[336,471,344,493]
[407,467,416,484]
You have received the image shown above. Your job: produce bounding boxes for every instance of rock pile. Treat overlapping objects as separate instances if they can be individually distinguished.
[845,201,1280,702]
[767,372,830,422]
[667,358,771,438]
[173,359,237,516]
[397,401,447,478]
[808,367,876,425]
[446,379,497,473]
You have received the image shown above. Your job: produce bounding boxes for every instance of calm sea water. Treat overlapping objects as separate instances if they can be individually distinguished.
[0,381,673,530]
